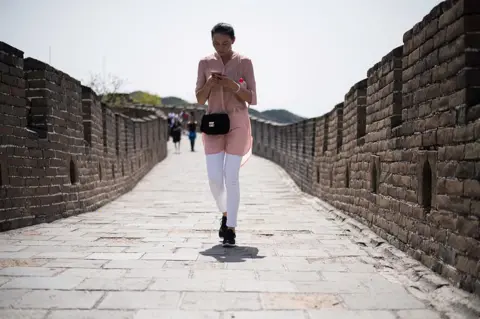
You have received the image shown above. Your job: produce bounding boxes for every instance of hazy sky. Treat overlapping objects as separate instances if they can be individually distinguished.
[1,0,442,118]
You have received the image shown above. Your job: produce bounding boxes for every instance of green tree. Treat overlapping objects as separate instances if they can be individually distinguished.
[131,91,162,106]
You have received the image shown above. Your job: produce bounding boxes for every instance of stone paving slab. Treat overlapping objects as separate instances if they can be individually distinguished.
[0,140,479,318]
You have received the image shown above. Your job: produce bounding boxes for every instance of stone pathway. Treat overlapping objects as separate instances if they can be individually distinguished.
[0,140,479,319]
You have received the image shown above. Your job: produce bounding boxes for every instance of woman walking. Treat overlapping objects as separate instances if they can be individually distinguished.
[195,22,257,247]
[187,112,198,152]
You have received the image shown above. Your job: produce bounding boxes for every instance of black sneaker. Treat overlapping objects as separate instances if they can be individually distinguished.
[218,216,228,238]
[222,228,236,247]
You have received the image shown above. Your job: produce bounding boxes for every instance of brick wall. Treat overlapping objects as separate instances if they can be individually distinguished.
[0,42,168,231]
[251,0,480,296]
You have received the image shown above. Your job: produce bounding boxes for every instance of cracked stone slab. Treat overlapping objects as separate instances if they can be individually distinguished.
[134,310,220,319]
[180,292,262,311]
[76,277,152,291]
[308,309,396,318]
[14,290,104,309]
[148,278,223,292]
[0,309,48,319]
[47,310,136,319]
[260,293,342,310]
[0,266,64,277]
[1,275,86,290]
[0,276,10,287]
[340,291,427,310]
[0,289,28,307]
[396,309,442,319]
[98,291,181,309]
[256,270,321,281]
[224,311,306,319]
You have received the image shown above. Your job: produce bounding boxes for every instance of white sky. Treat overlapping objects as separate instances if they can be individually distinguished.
[0,0,442,118]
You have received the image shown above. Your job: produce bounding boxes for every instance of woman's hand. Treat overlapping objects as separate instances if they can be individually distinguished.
[205,75,219,89]
[215,75,240,92]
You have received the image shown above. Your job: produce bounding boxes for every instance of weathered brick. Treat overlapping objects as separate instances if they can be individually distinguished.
[444,179,464,196]
[464,180,480,197]
[456,256,478,276]
[456,216,480,239]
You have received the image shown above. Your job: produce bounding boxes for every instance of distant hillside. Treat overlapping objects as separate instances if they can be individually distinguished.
[248,108,265,120]
[257,109,305,124]
[162,96,190,106]
[131,92,303,124]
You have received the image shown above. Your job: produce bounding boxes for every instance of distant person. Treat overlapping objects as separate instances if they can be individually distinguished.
[182,110,189,132]
[171,119,182,153]
[187,111,197,152]
[167,113,174,140]
[195,22,257,247]
[167,112,174,127]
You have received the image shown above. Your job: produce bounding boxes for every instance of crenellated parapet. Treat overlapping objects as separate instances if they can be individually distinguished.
[0,41,168,231]
[249,0,480,296]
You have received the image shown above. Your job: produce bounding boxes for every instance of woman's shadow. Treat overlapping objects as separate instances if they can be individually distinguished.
[200,244,265,263]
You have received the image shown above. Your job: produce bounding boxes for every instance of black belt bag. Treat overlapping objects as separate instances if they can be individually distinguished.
[200,112,230,135]
[200,83,231,135]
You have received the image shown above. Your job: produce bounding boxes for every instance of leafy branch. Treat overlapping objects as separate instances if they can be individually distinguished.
[84,72,128,107]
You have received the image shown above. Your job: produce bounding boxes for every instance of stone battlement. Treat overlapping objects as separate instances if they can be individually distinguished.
[0,41,169,231]
[250,0,480,296]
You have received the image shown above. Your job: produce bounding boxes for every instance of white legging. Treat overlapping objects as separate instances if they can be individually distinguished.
[206,152,242,228]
